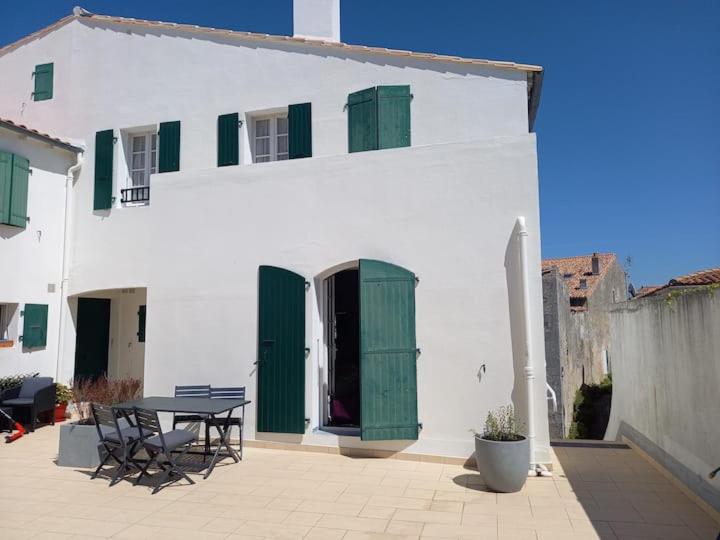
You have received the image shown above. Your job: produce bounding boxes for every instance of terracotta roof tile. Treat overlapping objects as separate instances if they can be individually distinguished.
[542,253,617,300]
[635,267,720,298]
[0,117,82,152]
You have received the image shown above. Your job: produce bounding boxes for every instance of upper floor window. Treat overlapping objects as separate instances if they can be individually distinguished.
[129,132,157,188]
[253,115,288,163]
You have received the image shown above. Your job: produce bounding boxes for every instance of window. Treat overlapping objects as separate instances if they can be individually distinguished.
[253,115,288,163]
[129,132,157,188]
[0,303,17,347]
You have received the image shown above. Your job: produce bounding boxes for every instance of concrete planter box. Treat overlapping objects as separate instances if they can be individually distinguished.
[57,419,128,468]
[474,435,529,493]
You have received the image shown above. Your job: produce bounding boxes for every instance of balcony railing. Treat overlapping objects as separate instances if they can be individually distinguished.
[121,186,150,204]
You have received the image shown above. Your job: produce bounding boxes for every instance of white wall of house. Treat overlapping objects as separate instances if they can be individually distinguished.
[142,136,550,461]
[0,130,76,378]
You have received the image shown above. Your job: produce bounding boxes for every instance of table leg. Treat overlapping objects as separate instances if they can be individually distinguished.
[204,412,240,479]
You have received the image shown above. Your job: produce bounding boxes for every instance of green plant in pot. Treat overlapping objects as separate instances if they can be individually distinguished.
[474,405,529,493]
[55,383,73,423]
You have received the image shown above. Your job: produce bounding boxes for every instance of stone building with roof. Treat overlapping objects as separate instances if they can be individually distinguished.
[541,253,626,438]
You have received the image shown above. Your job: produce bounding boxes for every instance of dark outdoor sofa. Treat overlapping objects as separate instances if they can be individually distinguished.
[0,377,55,432]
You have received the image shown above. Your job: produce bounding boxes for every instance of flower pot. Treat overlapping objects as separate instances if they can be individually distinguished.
[474,435,529,493]
[54,402,68,422]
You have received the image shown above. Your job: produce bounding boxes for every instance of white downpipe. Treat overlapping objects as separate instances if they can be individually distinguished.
[516,216,551,477]
[55,152,84,383]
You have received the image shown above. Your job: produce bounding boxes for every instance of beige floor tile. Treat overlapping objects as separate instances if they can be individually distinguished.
[284,511,324,526]
[305,526,348,540]
[318,515,389,533]
[403,489,436,500]
[344,532,419,540]
[386,520,425,536]
[361,505,399,519]
[497,528,538,540]
[28,516,130,538]
[114,523,228,539]
[393,510,461,525]
[430,501,464,513]
[240,520,312,539]
[421,523,498,538]
[203,516,246,533]
[368,495,433,510]
[266,498,304,511]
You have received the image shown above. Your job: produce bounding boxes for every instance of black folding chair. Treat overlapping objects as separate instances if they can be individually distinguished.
[90,403,150,486]
[171,385,210,429]
[205,386,246,458]
[133,407,197,494]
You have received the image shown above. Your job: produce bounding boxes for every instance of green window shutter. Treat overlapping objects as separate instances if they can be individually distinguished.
[22,304,48,349]
[217,113,239,167]
[94,129,114,210]
[8,155,30,228]
[288,103,312,159]
[137,305,146,343]
[0,151,12,225]
[158,121,181,173]
[359,259,418,441]
[377,85,411,150]
[348,87,378,153]
[33,63,54,101]
[257,265,306,434]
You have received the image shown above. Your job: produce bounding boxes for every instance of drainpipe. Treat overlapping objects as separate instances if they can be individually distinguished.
[516,217,551,477]
[55,151,84,383]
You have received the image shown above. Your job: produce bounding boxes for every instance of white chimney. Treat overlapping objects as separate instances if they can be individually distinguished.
[293,0,341,42]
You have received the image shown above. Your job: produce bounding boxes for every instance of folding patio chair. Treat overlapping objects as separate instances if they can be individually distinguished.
[133,407,197,494]
[90,403,151,486]
[205,386,246,458]
[172,384,210,429]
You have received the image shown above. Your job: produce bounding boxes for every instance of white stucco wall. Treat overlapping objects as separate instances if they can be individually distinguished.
[606,290,720,507]
[139,136,550,460]
[0,131,76,378]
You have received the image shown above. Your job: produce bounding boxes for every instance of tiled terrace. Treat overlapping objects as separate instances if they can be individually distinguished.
[0,425,717,539]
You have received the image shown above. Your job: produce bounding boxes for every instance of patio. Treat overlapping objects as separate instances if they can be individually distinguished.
[0,426,717,540]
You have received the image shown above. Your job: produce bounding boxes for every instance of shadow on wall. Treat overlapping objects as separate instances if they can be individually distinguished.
[504,219,529,432]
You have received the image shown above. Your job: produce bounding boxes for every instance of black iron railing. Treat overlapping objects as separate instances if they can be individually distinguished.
[121,186,150,204]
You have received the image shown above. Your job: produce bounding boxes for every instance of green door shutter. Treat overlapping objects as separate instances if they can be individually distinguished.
[22,304,48,349]
[137,305,146,343]
[94,129,114,210]
[0,151,12,225]
[158,121,181,172]
[8,155,29,228]
[257,266,306,434]
[377,85,411,150]
[217,113,239,167]
[33,63,54,101]
[348,88,378,153]
[359,259,418,441]
[288,103,312,159]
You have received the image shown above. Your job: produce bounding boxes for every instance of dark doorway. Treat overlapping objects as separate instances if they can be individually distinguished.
[327,269,360,427]
[74,298,111,380]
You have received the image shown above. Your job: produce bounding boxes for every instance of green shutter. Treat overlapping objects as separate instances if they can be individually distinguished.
[158,121,181,173]
[0,151,12,225]
[288,103,312,159]
[33,63,53,101]
[378,85,411,149]
[359,259,418,441]
[348,88,378,153]
[8,155,29,228]
[94,129,114,210]
[22,304,48,349]
[137,305,146,343]
[217,113,239,167]
[257,266,306,434]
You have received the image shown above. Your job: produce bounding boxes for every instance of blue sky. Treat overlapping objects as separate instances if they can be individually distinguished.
[2,1,718,287]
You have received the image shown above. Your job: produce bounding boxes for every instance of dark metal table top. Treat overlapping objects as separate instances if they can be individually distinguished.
[114,396,250,415]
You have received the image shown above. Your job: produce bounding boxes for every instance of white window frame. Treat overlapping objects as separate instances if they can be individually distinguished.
[0,303,18,345]
[252,114,288,163]
[127,131,158,189]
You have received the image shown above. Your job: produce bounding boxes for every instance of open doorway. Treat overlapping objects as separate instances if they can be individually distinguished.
[325,269,360,428]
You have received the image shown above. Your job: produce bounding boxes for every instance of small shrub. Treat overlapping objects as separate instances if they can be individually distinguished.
[55,383,73,404]
[481,405,524,442]
[569,375,612,439]
[0,373,39,394]
[71,376,142,423]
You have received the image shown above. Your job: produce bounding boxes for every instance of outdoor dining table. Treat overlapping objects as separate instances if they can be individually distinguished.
[114,396,250,479]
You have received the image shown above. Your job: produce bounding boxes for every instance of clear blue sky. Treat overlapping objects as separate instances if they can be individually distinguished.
[3,1,718,287]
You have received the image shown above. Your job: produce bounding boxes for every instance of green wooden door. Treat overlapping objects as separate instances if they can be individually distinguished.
[359,259,418,441]
[74,298,111,380]
[257,266,306,433]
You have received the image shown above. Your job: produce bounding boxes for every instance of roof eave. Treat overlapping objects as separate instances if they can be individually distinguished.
[0,120,83,153]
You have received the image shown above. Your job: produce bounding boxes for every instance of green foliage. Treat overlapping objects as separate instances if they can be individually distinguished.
[568,376,613,440]
[71,376,143,423]
[55,383,73,404]
[664,284,719,308]
[482,405,524,442]
[0,372,39,394]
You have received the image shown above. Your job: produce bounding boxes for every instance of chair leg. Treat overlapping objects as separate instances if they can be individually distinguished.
[134,450,156,486]
[91,452,111,480]
[109,462,126,487]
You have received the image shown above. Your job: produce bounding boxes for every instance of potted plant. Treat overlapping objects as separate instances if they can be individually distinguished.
[57,377,142,468]
[55,383,72,422]
[474,405,529,493]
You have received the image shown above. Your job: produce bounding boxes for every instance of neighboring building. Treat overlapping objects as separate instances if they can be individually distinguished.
[542,253,626,438]
[606,266,720,514]
[0,1,552,463]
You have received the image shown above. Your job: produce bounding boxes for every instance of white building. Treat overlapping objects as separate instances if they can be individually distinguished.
[0,1,551,463]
